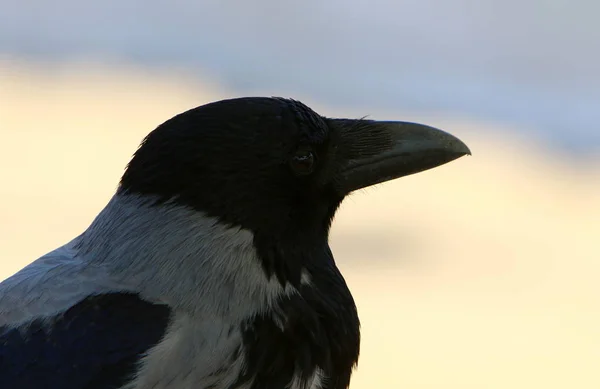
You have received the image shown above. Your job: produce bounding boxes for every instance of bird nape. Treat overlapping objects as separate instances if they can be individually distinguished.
[0,97,470,389]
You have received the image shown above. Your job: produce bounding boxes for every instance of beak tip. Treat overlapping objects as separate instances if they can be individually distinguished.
[457,142,472,157]
[445,134,471,158]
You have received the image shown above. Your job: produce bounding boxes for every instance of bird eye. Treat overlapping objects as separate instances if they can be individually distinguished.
[290,147,316,176]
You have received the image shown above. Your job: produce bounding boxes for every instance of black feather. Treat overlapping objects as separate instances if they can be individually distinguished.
[236,246,360,389]
[0,293,171,389]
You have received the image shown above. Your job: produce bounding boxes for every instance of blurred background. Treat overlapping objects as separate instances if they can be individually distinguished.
[1,1,599,387]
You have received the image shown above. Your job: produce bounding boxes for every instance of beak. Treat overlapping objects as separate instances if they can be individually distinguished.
[329,119,471,194]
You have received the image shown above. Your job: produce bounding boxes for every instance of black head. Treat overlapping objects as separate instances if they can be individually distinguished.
[119,97,470,283]
[121,98,342,241]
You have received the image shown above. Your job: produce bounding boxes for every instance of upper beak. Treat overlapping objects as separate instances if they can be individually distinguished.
[329,119,471,194]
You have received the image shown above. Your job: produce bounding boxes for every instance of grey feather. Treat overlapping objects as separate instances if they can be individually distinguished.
[0,194,320,389]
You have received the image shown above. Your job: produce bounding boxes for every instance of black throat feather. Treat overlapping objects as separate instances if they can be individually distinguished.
[236,245,360,389]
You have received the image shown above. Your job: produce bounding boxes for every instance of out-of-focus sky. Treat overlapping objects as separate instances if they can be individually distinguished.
[1,0,599,152]
[1,2,599,388]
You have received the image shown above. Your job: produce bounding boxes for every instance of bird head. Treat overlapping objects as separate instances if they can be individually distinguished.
[118,97,470,284]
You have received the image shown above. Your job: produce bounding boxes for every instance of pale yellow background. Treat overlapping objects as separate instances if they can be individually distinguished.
[1,60,599,388]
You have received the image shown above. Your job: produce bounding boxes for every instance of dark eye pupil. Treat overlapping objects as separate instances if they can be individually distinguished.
[291,150,315,175]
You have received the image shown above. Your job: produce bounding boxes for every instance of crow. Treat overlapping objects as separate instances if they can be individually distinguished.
[0,97,470,389]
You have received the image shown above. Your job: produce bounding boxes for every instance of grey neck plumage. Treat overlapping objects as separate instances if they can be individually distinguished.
[1,194,306,325]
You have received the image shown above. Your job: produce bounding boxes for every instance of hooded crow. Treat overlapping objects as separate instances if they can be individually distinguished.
[0,97,470,389]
